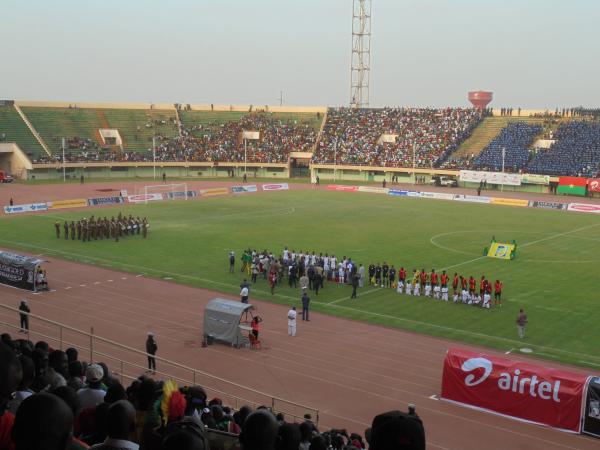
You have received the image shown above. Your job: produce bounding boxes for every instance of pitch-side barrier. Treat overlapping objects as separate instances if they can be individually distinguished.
[0,303,318,424]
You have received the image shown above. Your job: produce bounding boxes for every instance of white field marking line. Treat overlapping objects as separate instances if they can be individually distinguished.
[329,287,382,304]
[93,281,101,285]
[429,394,439,400]
[107,279,114,282]
[79,284,86,287]
[580,361,600,367]
[505,348,514,355]
[435,222,600,271]
[321,302,600,362]
[135,273,145,277]
[3,239,600,362]
[64,287,71,290]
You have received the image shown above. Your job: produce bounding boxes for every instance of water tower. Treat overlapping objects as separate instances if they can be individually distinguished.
[468,91,493,109]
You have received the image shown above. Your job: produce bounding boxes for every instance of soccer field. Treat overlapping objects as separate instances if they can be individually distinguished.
[1,190,599,368]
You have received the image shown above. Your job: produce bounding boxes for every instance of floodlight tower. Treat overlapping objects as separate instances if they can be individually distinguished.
[350,0,372,108]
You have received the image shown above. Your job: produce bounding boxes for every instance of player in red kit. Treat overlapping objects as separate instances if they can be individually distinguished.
[419,269,427,289]
[494,279,503,306]
[399,267,406,283]
[468,276,476,296]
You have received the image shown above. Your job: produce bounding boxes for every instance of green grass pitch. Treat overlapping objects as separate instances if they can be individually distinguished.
[1,190,599,369]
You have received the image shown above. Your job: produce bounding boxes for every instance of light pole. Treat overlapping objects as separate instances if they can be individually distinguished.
[412,142,416,184]
[62,137,66,182]
[244,138,247,177]
[333,139,337,182]
[152,136,156,180]
[501,146,506,192]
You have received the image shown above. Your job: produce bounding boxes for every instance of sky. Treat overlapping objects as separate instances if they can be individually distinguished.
[2,0,598,108]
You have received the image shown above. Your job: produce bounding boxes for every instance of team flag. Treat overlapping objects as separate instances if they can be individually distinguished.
[557,177,587,196]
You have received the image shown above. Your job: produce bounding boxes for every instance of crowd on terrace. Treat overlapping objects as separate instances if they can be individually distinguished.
[19,106,600,177]
[0,335,426,450]
[34,113,318,165]
[473,122,543,172]
[527,121,600,177]
[312,107,485,168]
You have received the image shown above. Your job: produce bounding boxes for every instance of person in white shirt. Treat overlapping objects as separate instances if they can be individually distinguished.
[338,264,345,284]
[287,306,297,337]
[78,364,106,409]
[433,284,441,300]
[461,288,469,304]
[405,282,412,296]
[358,264,365,288]
[424,283,431,297]
[240,286,249,304]
[483,292,491,309]
[413,282,420,297]
[441,286,449,302]
[396,279,404,294]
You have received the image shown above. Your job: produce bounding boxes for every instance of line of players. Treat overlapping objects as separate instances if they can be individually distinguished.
[367,263,502,309]
[53,212,149,242]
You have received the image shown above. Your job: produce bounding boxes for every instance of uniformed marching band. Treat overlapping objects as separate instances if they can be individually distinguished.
[53,213,149,242]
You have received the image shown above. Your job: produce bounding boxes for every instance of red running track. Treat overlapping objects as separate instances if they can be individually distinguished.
[0,252,598,450]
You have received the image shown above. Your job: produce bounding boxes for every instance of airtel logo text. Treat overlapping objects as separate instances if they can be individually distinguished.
[461,357,561,402]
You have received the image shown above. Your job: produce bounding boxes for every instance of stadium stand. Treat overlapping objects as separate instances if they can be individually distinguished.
[312,107,484,168]
[527,120,600,176]
[0,334,417,450]
[472,122,543,172]
[0,105,46,158]
[146,111,320,163]
[20,107,179,161]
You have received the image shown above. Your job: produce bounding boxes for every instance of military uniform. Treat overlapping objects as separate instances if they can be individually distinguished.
[55,221,60,238]
[70,221,75,240]
[63,221,69,239]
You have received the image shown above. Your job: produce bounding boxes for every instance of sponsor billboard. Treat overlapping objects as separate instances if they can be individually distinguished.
[388,190,420,197]
[490,197,529,208]
[232,185,258,194]
[453,194,492,204]
[199,188,229,197]
[566,203,600,214]
[326,184,358,192]
[587,179,600,193]
[529,200,567,210]
[521,174,550,185]
[262,183,289,191]
[127,193,164,203]
[87,196,125,206]
[48,198,88,210]
[420,191,455,201]
[0,251,42,291]
[460,170,522,186]
[166,191,198,199]
[357,186,389,194]
[441,348,589,433]
[3,203,47,214]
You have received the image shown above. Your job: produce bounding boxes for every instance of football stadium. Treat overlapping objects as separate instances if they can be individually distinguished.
[1,2,600,450]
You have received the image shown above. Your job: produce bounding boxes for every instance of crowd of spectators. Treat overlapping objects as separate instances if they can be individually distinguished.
[472,122,542,173]
[32,113,317,165]
[312,107,484,168]
[0,334,427,450]
[527,121,600,177]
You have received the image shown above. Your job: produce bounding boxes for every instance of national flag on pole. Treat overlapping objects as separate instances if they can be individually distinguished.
[557,177,587,196]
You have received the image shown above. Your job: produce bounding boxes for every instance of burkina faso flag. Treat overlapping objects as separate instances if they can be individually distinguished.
[557,176,587,196]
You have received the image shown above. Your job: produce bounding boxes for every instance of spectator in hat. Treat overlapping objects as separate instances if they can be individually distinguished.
[368,410,425,450]
[78,364,106,409]
[89,400,137,450]
[146,333,158,374]
[12,393,74,450]
[18,300,30,333]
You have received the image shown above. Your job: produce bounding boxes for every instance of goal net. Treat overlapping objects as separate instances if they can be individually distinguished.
[138,183,189,204]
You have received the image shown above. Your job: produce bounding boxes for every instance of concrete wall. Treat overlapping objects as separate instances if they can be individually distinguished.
[0,143,33,179]
[15,100,327,114]
[29,162,289,180]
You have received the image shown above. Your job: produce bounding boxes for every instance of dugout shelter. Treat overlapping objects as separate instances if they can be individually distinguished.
[203,298,255,348]
[0,251,44,292]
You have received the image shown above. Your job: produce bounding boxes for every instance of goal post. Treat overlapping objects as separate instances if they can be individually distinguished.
[141,183,188,204]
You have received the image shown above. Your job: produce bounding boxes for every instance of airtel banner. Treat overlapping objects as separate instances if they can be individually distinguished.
[441,348,588,433]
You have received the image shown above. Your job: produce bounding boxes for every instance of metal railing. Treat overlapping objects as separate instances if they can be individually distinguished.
[0,303,318,424]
